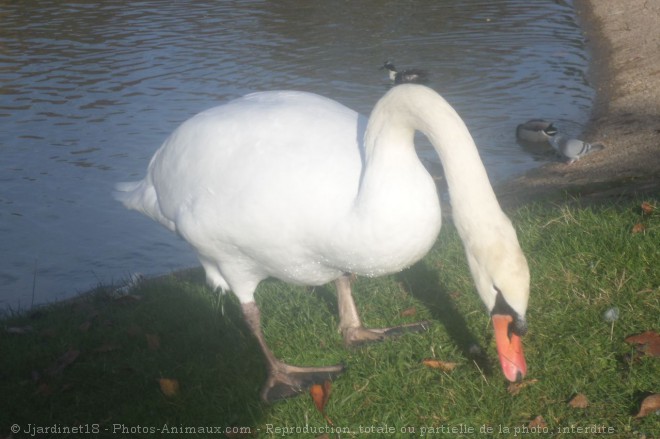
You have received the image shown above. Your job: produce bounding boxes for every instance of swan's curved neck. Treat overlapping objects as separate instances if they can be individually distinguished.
[363,85,503,231]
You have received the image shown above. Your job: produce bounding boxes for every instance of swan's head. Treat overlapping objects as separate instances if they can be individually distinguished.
[465,222,530,382]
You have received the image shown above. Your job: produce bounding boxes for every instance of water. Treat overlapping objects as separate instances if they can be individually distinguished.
[0,0,593,310]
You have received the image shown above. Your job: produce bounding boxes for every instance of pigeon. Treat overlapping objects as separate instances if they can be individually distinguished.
[543,125,604,164]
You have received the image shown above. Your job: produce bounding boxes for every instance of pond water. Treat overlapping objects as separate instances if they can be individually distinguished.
[1,0,593,310]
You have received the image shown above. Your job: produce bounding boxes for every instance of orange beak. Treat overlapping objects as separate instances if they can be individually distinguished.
[492,314,527,382]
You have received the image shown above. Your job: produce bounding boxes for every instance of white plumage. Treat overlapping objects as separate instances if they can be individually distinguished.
[115,85,530,402]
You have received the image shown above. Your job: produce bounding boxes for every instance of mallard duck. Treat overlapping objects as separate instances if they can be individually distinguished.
[515,119,554,143]
[381,61,428,84]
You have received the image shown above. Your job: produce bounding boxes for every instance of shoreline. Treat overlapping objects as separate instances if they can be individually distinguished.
[498,0,659,205]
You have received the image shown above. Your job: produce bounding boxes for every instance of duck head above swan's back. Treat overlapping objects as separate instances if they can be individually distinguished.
[381,61,428,84]
[115,84,530,400]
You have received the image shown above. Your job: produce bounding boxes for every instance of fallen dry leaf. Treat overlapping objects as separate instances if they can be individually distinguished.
[146,333,161,351]
[632,223,646,233]
[44,349,80,376]
[625,330,660,357]
[79,320,92,332]
[635,394,660,418]
[422,359,458,372]
[568,393,589,408]
[310,380,331,412]
[528,415,547,429]
[310,384,325,412]
[158,378,180,397]
[507,378,539,396]
[400,307,417,317]
[640,201,655,215]
[310,380,333,425]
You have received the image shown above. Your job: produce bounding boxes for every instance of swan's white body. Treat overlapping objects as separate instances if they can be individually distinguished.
[118,89,444,299]
[116,85,529,400]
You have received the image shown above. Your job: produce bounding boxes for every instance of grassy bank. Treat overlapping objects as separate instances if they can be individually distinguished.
[1,198,658,438]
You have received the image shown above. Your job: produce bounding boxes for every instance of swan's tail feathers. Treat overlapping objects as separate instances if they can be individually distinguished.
[113,180,176,232]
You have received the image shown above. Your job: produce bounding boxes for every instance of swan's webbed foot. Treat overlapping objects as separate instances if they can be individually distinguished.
[261,361,345,403]
[335,275,430,347]
[343,321,431,347]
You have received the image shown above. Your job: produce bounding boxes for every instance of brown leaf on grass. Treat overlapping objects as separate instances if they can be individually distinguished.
[528,415,547,429]
[310,384,325,412]
[568,393,589,408]
[44,349,80,376]
[507,378,539,396]
[158,378,180,397]
[79,320,92,332]
[400,307,417,317]
[310,380,331,412]
[625,330,660,357]
[310,380,333,425]
[635,394,660,418]
[422,359,458,372]
[632,222,646,233]
[640,201,655,215]
[146,333,161,351]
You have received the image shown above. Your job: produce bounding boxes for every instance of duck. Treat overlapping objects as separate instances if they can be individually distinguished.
[515,119,554,143]
[115,84,530,403]
[543,125,605,164]
[381,61,428,84]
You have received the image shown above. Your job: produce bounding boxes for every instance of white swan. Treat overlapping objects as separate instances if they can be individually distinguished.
[115,84,530,402]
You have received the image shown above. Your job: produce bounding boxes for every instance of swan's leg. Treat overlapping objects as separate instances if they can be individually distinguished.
[335,274,430,346]
[241,302,344,403]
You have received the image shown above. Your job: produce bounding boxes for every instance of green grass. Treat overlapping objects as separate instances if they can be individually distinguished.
[1,198,658,438]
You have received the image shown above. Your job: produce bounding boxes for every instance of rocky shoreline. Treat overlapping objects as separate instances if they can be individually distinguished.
[498,0,660,204]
